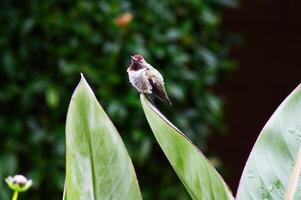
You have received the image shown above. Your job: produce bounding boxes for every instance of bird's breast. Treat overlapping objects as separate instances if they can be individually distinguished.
[128,69,152,93]
[129,70,143,84]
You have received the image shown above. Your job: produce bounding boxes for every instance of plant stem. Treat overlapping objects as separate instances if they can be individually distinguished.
[12,191,19,200]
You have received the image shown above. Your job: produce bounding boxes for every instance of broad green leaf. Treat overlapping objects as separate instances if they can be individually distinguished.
[140,94,233,200]
[236,84,301,200]
[65,74,142,200]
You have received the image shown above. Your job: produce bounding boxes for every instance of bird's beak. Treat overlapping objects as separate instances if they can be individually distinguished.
[131,55,137,61]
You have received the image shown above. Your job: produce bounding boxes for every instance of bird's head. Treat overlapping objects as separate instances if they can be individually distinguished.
[131,54,145,64]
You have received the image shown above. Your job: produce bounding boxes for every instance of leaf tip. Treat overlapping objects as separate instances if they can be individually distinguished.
[80,73,85,81]
[70,73,91,101]
[140,93,145,102]
[78,73,89,89]
[140,93,153,106]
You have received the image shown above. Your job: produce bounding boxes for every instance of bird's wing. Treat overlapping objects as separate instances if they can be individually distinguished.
[147,65,164,82]
[146,66,171,105]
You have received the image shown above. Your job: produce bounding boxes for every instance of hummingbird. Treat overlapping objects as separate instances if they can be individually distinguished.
[127,54,171,105]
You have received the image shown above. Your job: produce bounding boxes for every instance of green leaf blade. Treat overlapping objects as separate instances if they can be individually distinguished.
[65,75,142,200]
[236,84,301,200]
[140,94,233,200]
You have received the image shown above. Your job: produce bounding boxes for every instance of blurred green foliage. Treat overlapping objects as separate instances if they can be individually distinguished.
[0,0,238,199]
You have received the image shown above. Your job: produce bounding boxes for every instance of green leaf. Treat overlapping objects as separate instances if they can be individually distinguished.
[140,94,233,200]
[65,74,142,200]
[236,84,301,200]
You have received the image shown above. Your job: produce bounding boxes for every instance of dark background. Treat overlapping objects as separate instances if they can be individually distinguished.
[211,0,301,193]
